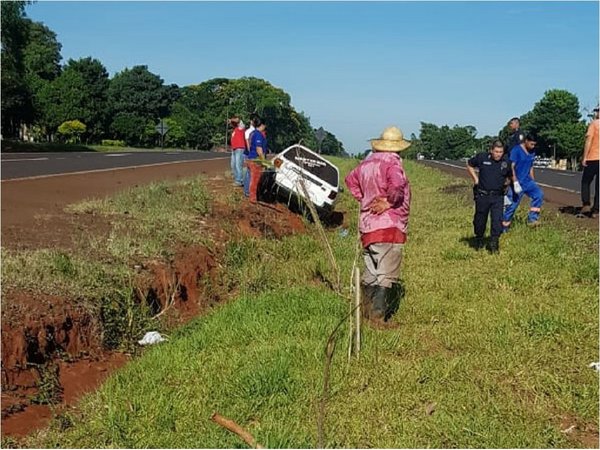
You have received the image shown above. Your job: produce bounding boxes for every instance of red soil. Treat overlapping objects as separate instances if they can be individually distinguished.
[1,159,314,439]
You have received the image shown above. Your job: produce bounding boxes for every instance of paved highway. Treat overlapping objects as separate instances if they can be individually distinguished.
[425,159,581,194]
[1,151,229,181]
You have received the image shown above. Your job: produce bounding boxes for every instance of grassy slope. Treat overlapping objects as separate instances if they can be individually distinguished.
[27,159,598,448]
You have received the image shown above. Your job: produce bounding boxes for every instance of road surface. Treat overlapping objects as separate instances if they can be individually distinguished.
[1,151,228,180]
[425,159,581,194]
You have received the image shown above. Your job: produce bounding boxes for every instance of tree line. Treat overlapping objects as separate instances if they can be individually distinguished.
[0,2,347,155]
[402,89,594,168]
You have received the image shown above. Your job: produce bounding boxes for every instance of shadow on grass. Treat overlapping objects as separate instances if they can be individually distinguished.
[460,236,484,250]
[559,205,598,219]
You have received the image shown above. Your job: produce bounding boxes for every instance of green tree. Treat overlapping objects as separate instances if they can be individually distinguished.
[110,113,147,146]
[402,133,422,159]
[546,121,587,163]
[163,117,186,148]
[170,77,342,152]
[520,89,583,158]
[107,65,177,146]
[1,1,30,137]
[57,119,86,143]
[37,57,109,141]
[418,122,478,159]
[23,20,62,128]
[318,128,347,156]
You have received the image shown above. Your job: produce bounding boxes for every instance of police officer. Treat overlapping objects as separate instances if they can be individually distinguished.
[466,140,512,253]
[505,117,524,153]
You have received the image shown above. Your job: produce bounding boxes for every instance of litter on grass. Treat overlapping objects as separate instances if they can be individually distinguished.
[138,331,168,345]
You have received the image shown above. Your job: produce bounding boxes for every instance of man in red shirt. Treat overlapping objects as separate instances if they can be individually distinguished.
[229,116,246,187]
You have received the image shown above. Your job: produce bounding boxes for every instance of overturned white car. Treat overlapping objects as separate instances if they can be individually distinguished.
[269,144,340,217]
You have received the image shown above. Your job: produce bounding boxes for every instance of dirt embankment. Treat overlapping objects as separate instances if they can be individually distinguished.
[1,160,315,438]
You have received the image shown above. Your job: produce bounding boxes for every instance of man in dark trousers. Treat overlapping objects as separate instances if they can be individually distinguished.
[505,117,524,152]
[466,140,512,253]
[577,106,599,218]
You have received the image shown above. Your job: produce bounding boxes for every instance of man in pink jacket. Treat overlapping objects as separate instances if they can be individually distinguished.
[345,126,411,325]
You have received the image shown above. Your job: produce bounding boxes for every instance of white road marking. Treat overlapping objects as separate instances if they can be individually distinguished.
[537,183,579,194]
[427,160,465,169]
[1,156,229,182]
[105,153,131,157]
[2,157,49,162]
[426,160,580,193]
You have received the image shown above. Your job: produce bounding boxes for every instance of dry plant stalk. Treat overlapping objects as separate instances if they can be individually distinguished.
[317,302,361,448]
[353,267,361,356]
[152,273,180,320]
[295,168,341,294]
[210,412,264,449]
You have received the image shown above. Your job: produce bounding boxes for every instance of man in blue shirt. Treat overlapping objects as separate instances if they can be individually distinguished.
[243,118,267,203]
[502,134,544,231]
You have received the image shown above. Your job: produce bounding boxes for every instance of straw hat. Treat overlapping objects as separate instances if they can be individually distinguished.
[370,126,411,152]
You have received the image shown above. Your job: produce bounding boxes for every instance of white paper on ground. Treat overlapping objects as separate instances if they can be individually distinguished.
[138,331,167,345]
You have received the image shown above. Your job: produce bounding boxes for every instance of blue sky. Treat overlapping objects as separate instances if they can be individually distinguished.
[27,1,599,154]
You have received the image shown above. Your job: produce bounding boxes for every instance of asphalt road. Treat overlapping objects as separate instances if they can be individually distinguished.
[417,159,600,215]
[1,151,229,180]
[425,159,582,194]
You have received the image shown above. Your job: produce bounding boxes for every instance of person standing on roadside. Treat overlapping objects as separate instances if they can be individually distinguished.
[577,106,599,218]
[345,126,411,326]
[505,117,524,153]
[502,134,544,230]
[229,116,246,187]
[245,114,257,153]
[243,118,267,203]
[466,140,512,253]
[503,117,525,206]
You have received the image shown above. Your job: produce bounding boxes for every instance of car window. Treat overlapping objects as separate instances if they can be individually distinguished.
[281,146,338,187]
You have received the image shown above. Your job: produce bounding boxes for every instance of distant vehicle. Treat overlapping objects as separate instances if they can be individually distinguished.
[270,144,340,217]
[533,156,553,168]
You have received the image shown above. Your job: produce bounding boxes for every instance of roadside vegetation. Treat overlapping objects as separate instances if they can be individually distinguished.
[9,158,596,448]
[1,177,213,350]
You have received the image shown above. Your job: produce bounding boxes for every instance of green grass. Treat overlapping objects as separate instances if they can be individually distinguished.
[17,159,600,448]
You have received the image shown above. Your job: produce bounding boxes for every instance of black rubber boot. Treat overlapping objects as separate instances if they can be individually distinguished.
[385,283,404,321]
[360,283,376,319]
[360,283,377,319]
[371,286,387,320]
[488,237,499,254]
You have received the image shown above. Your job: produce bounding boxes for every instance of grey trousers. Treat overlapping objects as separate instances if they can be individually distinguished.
[361,242,404,288]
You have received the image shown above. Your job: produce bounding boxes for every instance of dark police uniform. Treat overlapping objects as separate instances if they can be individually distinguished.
[505,128,524,153]
[468,152,511,247]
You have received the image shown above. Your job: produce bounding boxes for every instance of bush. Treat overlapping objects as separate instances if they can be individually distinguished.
[101,139,126,147]
[57,120,87,144]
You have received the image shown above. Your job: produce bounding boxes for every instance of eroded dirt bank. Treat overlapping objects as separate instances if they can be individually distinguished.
[1,160,313,438]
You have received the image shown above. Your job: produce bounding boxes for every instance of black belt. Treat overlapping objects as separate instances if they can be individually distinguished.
[476,188,503,196]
